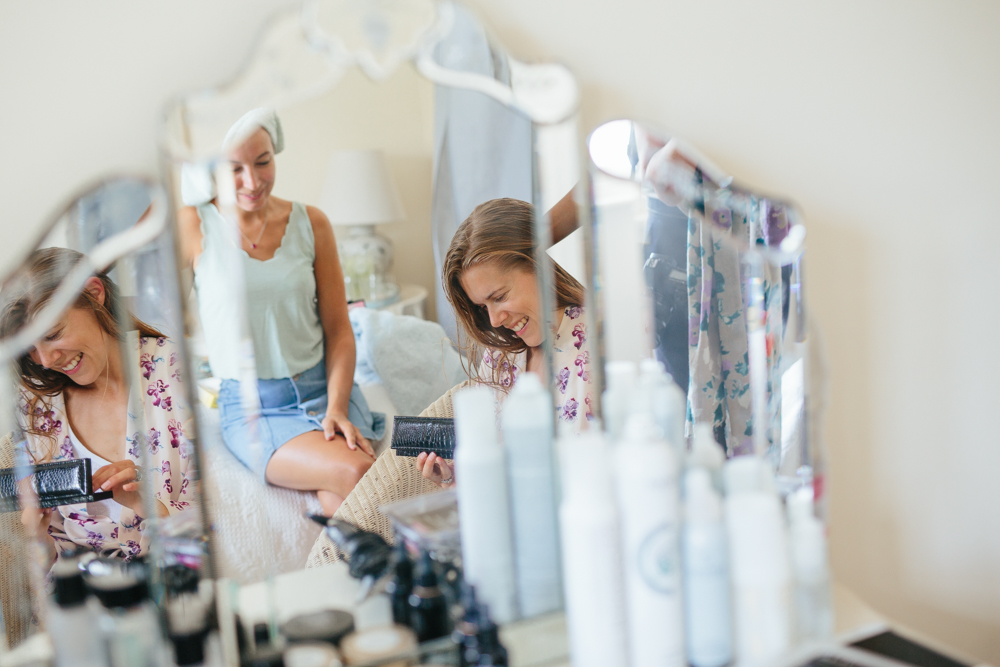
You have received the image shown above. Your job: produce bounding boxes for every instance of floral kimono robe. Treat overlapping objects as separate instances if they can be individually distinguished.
[481,306,595,431]
[18,333,195,561]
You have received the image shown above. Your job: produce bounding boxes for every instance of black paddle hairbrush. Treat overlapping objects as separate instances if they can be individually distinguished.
[390,416,455,460]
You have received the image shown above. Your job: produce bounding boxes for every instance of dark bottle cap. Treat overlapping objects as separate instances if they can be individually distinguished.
[51,558,88,608]
[460,582,478,620]
[280,609,355,647]
[171,631,206,666]
[88,570,149,610]
[253,622,270,648]
[414,550,438,588]
[163,563,200,596]
[391,540,413,583]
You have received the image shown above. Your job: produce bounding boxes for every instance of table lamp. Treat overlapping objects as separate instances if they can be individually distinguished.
[319,149,405,306]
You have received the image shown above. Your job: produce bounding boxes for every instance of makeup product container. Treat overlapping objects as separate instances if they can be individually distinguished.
[48,557,105,667]
[408,550,450,642]
[787,487,834,642]
[454,386,517,624]
[682,467,733,667]
[500,372,562,618]
[558,431,628,667]
[724,456,793,666]
[615,413,685,667]
[90,568,170,667]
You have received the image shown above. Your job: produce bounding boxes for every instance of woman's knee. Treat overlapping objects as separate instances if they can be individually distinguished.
[343,453,373,487]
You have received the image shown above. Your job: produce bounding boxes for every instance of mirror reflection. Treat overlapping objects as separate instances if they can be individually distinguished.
[162,0,585,595]
[0,178,207,652]
[587,119,815,490]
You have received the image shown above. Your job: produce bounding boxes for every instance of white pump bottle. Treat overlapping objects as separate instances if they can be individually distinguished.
[501,372,562,618]
[615,413,685,667]
[454,385,518,623]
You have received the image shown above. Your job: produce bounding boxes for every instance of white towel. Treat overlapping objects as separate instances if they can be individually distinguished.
[180,108,285,206]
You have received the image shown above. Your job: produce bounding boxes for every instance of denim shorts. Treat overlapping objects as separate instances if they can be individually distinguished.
[217,358,386,482]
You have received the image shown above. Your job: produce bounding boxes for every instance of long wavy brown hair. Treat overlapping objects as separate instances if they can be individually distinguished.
[0,248,164,455]
[443,198,584,388]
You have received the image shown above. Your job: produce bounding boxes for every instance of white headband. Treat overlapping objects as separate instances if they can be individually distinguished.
[181,108,284,206]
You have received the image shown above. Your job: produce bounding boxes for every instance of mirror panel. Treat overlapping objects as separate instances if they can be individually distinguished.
[162,1,582,605]
[0,177,209,649]
[587,120,817,493]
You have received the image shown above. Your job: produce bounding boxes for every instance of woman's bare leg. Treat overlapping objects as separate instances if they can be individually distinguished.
[264,430,374,515]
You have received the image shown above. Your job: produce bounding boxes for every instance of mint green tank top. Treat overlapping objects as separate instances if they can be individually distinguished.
[194,202,324,380]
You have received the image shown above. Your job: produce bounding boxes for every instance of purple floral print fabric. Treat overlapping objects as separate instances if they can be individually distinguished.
[18,334,195,561]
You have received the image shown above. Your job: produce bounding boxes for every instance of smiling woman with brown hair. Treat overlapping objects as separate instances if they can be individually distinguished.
[417,197,594,487]
[1,247,194,562]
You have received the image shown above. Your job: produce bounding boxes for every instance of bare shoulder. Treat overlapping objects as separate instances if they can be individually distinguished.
[305,205,335,243]
[177,205,202,232]
[305,204,331,229]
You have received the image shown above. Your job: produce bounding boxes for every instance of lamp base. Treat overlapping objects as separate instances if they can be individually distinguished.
[338,224,395,303]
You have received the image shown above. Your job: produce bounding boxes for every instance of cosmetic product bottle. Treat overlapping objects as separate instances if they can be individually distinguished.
[454,386,517,624]
[602,360,637,442]
[90,568,170,667]
[48,557,106,667]
[500,372,562,618]
[682,467,733,667]
[408,550,450,642]
[558,431,628,667]
[787,488,834,642]
[615,413,685,667]
[453,585,482,667]
[475,604,508,667]
[688,423,726,491]
[724,456,792,667]
[636,358,687,452]
[384,540,414,628]
[167,593,213,667]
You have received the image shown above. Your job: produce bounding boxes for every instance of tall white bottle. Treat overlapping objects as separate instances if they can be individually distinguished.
[688,423,726,492]
[603,360,637,443]
[454,386,518,623]
[682,468,733,667]
[787,488,834,642]
[615,413,685,667]
[724,456,793,667]
[559,432,628,667]
[635,358,687,452]
[501,372,562,618]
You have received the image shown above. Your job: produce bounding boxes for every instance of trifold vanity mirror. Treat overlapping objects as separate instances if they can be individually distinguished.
[0,0,823,664]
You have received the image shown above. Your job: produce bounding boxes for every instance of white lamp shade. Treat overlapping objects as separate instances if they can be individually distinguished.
[319,149,406,226]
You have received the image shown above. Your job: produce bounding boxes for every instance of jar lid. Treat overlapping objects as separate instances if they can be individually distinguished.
[281,609,355,647]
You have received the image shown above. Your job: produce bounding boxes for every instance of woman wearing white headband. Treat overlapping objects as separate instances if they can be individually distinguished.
[178,108,384,516]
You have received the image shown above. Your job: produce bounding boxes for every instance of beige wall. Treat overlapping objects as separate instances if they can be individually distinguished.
[274,67,436,319]
[1,0,998,662]
[465,0,1000,661]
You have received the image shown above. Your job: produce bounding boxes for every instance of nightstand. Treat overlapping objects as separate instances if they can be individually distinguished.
[378,284,429,319]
